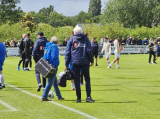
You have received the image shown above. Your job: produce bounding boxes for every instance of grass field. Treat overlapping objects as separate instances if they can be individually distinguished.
[1,54,160,119]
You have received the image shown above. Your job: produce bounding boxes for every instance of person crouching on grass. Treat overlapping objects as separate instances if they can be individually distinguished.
[148,41,156,64]
[155,42,160,61]
[110,36,121,69]
[41,36,64,101]
[100,37,111,68]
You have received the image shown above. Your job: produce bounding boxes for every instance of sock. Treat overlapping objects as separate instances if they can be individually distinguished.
[117,63,119,68]
[110,62,114,66]
[71,83,75,88]
[107,60,110,64]
[1,74,4,86]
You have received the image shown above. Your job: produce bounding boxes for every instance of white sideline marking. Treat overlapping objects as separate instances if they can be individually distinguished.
[6,83,98,119]
[0,100,18,112]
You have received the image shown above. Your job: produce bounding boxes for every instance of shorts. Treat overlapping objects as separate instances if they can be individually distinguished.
[93,52,98,58]
[115,53,120,58]
[0,60,4,71]
[105,54,110,58]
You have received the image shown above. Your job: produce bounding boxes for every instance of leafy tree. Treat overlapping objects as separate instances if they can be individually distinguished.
[88,0,102,17]
[102,0,160,28]
[0,0,21,24]
[73,11,91,23]
[21,13,37,32]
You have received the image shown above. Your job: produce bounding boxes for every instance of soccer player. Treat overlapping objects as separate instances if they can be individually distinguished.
[156,42,160,61]
[92,37,99,66]
[148,41,156,64]
[110,36,121,69]
[23,33,31,71]
[17,34,26,71]
[33,31,49,91]
[101,37,111,68]
[0,41,6,89]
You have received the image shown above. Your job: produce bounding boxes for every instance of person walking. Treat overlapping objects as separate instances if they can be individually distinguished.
[33,31,49,91]
[42,36,64,101]
[148,41,156,64]
[92,37,99,66]
[65,26,95,103]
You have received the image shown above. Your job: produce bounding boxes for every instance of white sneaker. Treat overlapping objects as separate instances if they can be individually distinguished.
[30,68,32,70]
[107,66,110,68]
[110,65,113,69]
[152,62,156,64]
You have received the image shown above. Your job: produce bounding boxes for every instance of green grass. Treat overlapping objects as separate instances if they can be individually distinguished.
[1,54,160,119]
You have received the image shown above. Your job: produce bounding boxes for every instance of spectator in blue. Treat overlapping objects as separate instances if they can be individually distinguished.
[33,31,49,91]
[65,26,95,103]
[59,42,63,47]
[142,38,148,45]
[0,41,5,89]
[42,36,64,101]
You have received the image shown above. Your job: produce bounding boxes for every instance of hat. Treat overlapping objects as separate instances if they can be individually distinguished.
[35,31,44,36]
[138,36,140,38]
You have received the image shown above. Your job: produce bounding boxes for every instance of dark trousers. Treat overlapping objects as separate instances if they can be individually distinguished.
[35,61,46,88]
[25,52,30,68]
[72,65,91,99]
[149,51,155,63]
[18,53,25,68]
[29,55,32,68]
[80,72,83,84]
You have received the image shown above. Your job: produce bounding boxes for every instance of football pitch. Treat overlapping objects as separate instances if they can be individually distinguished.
[1,54,160,119]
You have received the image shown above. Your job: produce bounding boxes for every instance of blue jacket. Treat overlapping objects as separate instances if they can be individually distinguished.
[43,42,59,68]
[0,42,5,61]
[156,45,160,55]
[142,40,148,45]
[65,33,93,67]
[33,37,49,61]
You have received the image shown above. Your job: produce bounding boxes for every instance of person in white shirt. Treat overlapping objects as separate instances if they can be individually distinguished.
[101,37,111,68]
[110,36,120,69]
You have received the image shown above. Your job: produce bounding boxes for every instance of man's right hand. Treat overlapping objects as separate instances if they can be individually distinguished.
[90,63,94,66]
[22,51,24,54]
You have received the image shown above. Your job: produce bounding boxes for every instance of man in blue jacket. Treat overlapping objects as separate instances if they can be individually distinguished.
[33,31,49,91]
[65,26,95,103]
[142,38,148,45]
[0,42,6,89]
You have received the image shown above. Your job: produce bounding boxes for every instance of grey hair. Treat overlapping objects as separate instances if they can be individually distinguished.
[50,36,58,44]
[74,26,83,33]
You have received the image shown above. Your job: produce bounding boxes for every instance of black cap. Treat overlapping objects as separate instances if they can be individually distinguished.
[35,31,44,36]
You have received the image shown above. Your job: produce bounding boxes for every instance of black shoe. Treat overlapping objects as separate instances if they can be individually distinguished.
[24,68,30,71]
[96,64,98,66]
[37,84,42,92]
[2,85,5,88]
[76,99,81,103]
[86,97,95,103]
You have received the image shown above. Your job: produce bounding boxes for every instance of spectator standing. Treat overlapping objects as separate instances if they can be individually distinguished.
[92,37,99,66]
[109,38,113,45]
[10,40,14,47]
[42,36,64,101]
[156,37,160,44]
[149,37,154,44]
[0,41,5,89]
[137,37,142,45]
[142,38,148,45]
[29,35,34,70]
[5,40,10,47]
[13,38,17,47]
[131,37,136,45]
[65,26,95,103]
[63,38,67,46]
[59,42,63,47]
[126,36,131,45]
[33,31,49,91]
[100,36,104,46]
[121,37,126,45]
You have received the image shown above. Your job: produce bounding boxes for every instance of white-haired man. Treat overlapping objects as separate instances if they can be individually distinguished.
[65,26,95,103]
[110,36,121,69]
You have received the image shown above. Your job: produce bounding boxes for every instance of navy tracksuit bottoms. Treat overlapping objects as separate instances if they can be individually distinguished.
[72,65,91,99]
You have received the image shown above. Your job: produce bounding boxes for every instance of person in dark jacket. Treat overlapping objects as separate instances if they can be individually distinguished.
[5,40,10,47]
[13,38,17,47]
[23,33,31,71]
[33,31,49,91]
[29,36,34,71]
[156,42,160,61]
[131,37,136,45]
[121,37,126,45]
[142,38,148,45]
[109,38,114,46]
[92,37,99,66]
[42,36,64,101]
[137,37,142,45]
[62,38,67,46]
[65,26,95,103]
[17,34,26,71]
[148,41,156,64]
[0,42,5,89]
[126,36,131,45]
